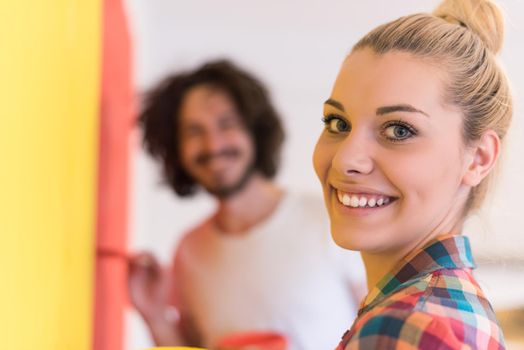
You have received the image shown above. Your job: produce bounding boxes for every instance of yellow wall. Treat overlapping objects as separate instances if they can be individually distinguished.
[0,1,101,349]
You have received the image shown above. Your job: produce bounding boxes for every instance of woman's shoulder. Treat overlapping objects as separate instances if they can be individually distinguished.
[346,306,504,349]
[345,308,464,349]
[382,265,492,317]
[344,268,504,349]
[421,268,490,308]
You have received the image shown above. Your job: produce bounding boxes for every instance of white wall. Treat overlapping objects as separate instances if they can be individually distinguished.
[124,1,524,348]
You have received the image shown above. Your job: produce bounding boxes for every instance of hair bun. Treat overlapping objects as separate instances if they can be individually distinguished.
[433,0,505,54]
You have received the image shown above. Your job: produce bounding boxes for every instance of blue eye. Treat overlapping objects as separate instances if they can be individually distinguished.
[382,121,417,141]
[322,115,350,133]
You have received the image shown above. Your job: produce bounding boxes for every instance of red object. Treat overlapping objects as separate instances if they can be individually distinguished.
[216,331,288,350]
[92,0,134,349]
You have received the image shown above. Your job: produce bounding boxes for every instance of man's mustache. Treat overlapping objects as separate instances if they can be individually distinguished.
[195,148,241,165]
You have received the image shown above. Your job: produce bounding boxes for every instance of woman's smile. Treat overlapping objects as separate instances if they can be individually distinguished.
[330,183,399,217]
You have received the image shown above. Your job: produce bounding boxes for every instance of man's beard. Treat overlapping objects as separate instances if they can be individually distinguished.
[208,162,256,199]
[194,147,256,199]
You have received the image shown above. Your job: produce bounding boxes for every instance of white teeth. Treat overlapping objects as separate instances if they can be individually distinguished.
[336,189,393,208]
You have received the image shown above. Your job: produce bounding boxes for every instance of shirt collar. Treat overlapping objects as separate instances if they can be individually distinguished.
[359,234,476,315]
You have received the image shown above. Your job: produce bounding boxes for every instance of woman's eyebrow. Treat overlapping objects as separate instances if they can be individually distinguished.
[324,98,345,112]
[376,104,429,117]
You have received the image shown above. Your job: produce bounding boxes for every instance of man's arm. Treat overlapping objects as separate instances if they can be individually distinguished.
[128,252,189,345]
[170,246,203,347]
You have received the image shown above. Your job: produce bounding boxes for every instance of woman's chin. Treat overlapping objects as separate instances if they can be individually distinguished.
[330,225,390,253]
[331,229,366,251]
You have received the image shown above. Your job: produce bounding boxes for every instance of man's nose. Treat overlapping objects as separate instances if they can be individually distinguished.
[202,129,225,154]
[332,131,374,176]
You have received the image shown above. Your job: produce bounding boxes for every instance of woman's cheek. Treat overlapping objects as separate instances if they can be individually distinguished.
[313,137,330,181]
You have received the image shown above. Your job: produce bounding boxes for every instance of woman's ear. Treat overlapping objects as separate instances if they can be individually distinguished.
[462,130,500,187]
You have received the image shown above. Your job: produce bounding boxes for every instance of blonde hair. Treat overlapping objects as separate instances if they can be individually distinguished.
[352,0,513,214]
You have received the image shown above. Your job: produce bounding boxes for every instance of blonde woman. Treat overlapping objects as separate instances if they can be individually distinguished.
[313,0,511,348]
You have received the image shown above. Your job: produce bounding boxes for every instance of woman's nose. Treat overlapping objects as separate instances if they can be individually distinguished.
[332,131,374,176]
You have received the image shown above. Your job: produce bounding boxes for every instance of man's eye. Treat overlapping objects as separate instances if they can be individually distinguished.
[382,121,417,141]
[323,116,350,133]
[183,128,203,138]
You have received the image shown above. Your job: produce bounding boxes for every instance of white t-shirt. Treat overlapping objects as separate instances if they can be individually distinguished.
[173,192,365,350]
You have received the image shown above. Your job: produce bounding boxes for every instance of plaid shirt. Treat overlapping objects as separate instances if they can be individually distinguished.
[336,235,505,350]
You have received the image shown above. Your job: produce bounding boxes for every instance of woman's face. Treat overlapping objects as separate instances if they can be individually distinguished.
[313,48,473,254]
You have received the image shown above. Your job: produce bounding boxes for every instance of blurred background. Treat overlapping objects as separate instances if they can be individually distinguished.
[126,0,524,348]
[1,1,523,349]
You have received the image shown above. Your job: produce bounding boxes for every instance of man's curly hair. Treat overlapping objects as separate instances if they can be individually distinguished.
[139,59,285,197]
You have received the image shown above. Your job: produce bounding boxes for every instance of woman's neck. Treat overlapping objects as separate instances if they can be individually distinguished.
[361,218,465,292]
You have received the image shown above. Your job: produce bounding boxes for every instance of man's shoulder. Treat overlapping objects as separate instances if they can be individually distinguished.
[177,216,215,251]
[285,190,323,204]
[282,191,327,218]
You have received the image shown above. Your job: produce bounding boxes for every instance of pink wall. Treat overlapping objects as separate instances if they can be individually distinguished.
[93,0,134,349]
